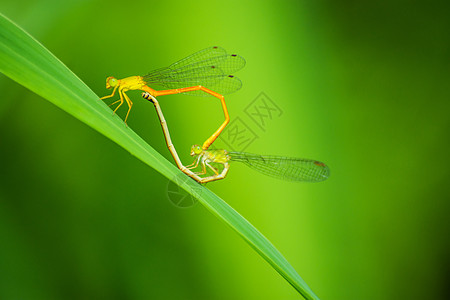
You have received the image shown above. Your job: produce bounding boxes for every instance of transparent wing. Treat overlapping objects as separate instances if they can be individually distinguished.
[143,46,245,96]
[146,74,242,96]
[168,46,244,74]
[229,152,330,182]
[169,46,227,69]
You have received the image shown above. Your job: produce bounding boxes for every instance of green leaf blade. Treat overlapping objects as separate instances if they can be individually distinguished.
[0,13,319,300]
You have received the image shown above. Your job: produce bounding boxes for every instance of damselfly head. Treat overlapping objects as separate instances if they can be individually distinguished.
[105,76,118,89]
[190,144,203,156]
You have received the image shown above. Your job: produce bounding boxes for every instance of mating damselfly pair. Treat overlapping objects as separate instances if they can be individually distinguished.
[100,46,329,183]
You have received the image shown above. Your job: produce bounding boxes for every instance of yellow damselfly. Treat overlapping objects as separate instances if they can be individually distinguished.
[143,92,330,184]
[100,46,245,150]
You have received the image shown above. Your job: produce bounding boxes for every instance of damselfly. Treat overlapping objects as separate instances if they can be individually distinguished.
[101,46,245,150]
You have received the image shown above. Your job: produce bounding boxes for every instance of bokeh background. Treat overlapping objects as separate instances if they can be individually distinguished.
[1,1,449,299]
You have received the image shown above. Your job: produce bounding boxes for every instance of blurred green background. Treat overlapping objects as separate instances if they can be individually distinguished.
[1,0,449,299]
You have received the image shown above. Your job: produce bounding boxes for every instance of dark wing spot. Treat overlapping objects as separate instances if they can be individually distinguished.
[213,46,218,49]
[211,66,216,68]
[231,54,237,57]
[228,75,234,78]
[314,161,326,167]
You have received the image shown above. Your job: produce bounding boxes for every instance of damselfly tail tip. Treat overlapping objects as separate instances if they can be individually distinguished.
[141,92,155,103]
